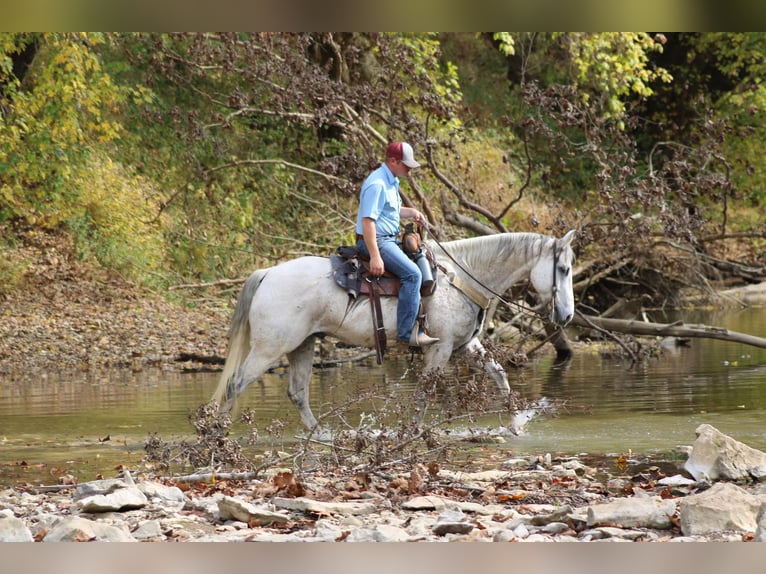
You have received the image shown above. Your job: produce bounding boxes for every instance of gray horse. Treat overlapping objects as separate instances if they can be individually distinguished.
[213,231,576,430]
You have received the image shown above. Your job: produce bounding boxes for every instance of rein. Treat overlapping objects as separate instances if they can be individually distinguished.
[426,227,558,319]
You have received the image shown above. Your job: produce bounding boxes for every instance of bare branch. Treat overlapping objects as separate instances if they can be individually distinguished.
[206,158,350,186]
[425,142,508,233]
[497,135,533,219]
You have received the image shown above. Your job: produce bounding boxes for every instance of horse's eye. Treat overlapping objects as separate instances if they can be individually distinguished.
[558,265,570,277]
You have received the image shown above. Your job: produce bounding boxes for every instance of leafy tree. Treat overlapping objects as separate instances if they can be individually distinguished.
[111,32,465,279]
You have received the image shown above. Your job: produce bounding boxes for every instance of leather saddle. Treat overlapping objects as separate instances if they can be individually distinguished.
[330,245,438,300]
[330,244,438,364]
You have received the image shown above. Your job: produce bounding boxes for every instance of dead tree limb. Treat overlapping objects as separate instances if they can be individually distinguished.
[169,278,246,290]
[572,313,766,349]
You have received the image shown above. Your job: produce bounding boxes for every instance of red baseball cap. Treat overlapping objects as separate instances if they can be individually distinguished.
[386,141,420,168]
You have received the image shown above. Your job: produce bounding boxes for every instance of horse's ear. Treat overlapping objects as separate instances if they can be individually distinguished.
[559,229,575,248]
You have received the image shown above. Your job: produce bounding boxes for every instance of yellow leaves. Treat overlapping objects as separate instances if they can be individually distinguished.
[70,152,166,277]
[492,33,515,56]
[566,32,673,120]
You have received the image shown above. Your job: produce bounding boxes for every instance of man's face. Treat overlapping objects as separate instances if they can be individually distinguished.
[390,159,411,178]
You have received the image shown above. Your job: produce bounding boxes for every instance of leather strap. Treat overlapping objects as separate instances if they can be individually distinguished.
[367,278,387,364]
[448,272,492,310]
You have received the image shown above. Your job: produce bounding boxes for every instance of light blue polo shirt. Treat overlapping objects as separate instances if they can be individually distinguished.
[355,163,402,238]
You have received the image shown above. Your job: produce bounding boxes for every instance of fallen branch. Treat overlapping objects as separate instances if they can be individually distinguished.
[175,349,378,369]
[169,278,245,291]
[572,313,766,349]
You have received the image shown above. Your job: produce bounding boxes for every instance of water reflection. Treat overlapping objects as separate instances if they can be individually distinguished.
[2,307,766,484]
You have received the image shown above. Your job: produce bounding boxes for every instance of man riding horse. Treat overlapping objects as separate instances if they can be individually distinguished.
[355,141,439,348]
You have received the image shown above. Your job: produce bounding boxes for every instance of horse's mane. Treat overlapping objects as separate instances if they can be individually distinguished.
[436,232,551,269]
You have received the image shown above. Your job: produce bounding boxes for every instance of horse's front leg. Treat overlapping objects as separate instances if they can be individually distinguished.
[286,336,320,431]
[462,337,509,393]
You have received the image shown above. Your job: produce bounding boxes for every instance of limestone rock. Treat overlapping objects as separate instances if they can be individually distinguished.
[684,423,766,481]
[137,481,188,504]
[755,502,766,542]
[217,496,289,526]
[587,496,676,529]
[432,509,474,536]
[0,512,34,542]
[658,474,696,487]
[76,487,148,513]
[401,496,448,511]
[131,519,164,540]
[43,516,135,542]
[679,482,764,536]
[272,497,377,516]
[73,478,131,500]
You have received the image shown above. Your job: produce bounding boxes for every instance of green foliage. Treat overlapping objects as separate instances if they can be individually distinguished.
[0,33,127,226]
[563,32,672,120]
[693,33,766,206]
[1,32,765,297]
[66,153,165,280]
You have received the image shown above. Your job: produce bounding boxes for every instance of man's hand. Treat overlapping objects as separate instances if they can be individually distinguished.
[368,253,384,277]
[401,207,426,227]
[361,217,384,276]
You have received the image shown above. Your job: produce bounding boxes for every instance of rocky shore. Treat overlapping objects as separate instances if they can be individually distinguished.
[2,423,766,543]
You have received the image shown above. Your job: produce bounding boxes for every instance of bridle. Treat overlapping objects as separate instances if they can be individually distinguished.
[550,241,560,322]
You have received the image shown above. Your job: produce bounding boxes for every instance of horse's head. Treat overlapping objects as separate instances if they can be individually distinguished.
[529,230,576,326]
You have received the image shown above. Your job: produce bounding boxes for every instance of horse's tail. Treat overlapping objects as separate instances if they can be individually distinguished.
[212,269,268,411]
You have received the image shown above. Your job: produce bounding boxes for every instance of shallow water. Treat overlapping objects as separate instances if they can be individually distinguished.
[2,306,766,484]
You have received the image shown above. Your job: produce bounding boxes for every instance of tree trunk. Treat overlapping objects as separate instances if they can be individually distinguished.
[572,313,766,349]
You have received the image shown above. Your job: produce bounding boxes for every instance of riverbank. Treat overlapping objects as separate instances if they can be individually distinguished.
[4,424,766,543]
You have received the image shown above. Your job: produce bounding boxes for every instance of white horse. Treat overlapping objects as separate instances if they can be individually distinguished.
[213,231,576,430]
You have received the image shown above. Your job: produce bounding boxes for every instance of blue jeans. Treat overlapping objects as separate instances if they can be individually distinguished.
[357,236,422,341]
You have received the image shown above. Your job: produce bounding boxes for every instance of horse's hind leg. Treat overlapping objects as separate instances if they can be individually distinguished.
[224,352,275,410]
[286,335,320,431]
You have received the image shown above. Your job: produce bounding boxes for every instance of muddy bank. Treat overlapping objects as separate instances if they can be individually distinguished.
[0,229,229,375]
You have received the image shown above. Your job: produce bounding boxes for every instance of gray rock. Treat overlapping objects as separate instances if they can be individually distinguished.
[494,530,515,542]
[0,512,34,542]
[401,495,447,511]
[679,482,763,536]
[684,423,766,481]
[587,496,677,529]
[596,526,645,540]
[754,502,766,542]
[76,487,148,513]
[432,509,474,536]
[217,496,288,526]
[272,496,377,516]
[137,481,187,503]
[131,519,164,540]
[43,516,135,542]
[513,523,530,539]
[541,521,570,534]
[658,474,697,487]
[530,504,573,525]
[368,524,410,542]
[312,519,344,541]
[73,478,131,500]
